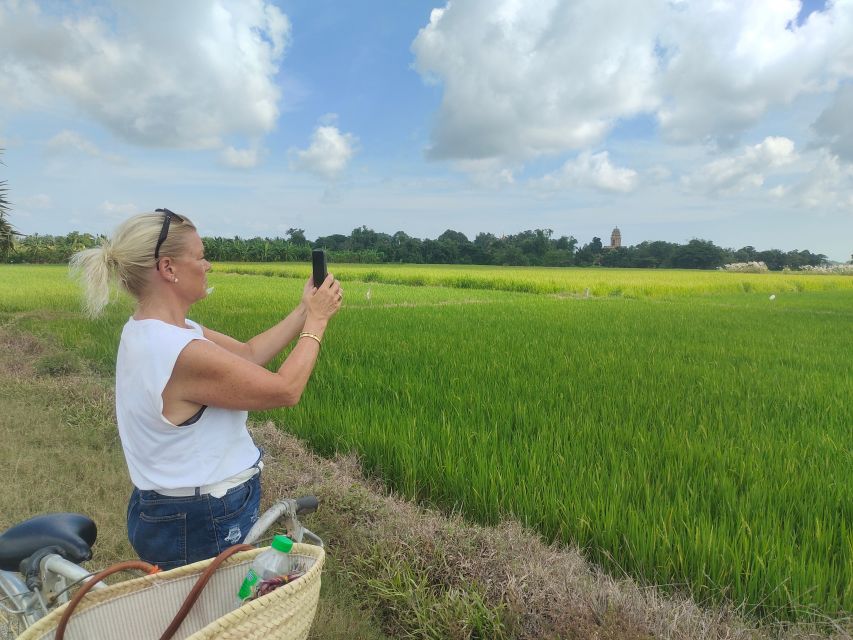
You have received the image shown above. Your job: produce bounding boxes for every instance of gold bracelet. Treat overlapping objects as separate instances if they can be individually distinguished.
[299,332,322,347]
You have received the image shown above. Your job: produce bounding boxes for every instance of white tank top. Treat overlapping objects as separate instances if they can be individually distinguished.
[115,317,260,490]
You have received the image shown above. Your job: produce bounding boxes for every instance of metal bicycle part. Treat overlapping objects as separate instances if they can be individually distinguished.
[0,569,38,637]
[0,555,107,636]
[243,497,324,547]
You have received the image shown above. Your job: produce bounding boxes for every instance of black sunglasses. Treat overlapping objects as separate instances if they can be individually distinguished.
[153,208,184,264]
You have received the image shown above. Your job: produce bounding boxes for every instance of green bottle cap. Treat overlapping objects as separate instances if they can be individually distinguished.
[271,535,293,553]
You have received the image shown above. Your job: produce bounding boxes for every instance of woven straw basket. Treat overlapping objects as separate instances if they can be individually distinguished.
[18,544,324,640]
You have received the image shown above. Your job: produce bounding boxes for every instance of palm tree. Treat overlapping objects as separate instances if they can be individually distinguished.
[0,149,21,260]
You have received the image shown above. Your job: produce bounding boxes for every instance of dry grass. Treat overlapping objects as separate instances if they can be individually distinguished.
[0,327,389,640]
[1,326,850,639]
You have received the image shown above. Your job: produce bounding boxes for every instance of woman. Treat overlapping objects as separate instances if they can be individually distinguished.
[70,209,341,569]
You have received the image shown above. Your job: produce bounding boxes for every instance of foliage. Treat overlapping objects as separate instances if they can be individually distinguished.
[8,232,106,264]
[6,222,833,271]
[0,149,22,261]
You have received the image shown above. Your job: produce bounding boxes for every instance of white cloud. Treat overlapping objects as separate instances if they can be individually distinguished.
[533,151,638,193]
[452,158,516,188]
[46,130,123,163]
[290,125,357,180]
[411,1,853,167]
[100,201,138,217]
[783,150,853,209]
[412,0,660,162]
[812,83,853,162]
[220,145,263,169]
[682,137,797,195]
[656,1,851,144]
[0,0,290,150]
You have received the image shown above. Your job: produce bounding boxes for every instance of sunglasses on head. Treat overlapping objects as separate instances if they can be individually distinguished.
[154,208,184,265]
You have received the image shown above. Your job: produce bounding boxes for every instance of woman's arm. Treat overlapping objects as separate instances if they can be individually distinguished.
[202,278,318,366]
[165,275,342,411]
[203,303,307,366]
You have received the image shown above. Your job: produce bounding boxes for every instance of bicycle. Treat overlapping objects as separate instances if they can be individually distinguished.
[0,495,323,639]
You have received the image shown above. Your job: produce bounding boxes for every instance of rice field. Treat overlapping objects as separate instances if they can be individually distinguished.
[2,263,851,622]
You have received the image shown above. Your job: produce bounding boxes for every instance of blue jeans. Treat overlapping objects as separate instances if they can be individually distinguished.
[127,474,261,571]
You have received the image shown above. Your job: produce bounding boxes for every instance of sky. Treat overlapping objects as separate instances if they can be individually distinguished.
[1,0,852,261]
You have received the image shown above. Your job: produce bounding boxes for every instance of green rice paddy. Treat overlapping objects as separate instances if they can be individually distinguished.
[2,263,851,621]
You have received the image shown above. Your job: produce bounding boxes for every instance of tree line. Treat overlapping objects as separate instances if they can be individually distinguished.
[4,226,832,271]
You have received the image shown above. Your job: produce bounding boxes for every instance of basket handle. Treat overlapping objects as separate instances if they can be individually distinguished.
[56,560,158,640]
[158,544,254,640]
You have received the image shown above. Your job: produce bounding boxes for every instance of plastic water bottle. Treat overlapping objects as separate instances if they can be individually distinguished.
[236,535,294,606]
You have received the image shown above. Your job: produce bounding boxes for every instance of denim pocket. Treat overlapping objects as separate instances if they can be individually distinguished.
[212,476,260,548]
[130,510,187,569]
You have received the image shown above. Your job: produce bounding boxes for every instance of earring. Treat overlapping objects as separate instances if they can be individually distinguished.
[173,276,179,283]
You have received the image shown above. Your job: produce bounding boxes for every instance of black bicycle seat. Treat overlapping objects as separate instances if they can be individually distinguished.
[0,513,97,571]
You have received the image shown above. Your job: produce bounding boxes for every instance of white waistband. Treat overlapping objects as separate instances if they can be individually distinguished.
[152,461,263,499]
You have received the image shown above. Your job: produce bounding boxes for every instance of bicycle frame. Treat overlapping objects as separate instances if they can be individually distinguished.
[244,497,324,547]
[1,555,107,628]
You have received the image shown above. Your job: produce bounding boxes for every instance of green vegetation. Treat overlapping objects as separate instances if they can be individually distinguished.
[4,226,839,270]
[2,263,851,623]
[0,149,20,262]
[214,261,852,298]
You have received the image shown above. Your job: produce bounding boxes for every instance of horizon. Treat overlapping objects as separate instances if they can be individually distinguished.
[2,0,852,262]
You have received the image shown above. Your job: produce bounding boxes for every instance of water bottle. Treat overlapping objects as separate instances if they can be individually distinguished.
[235,535,294,606]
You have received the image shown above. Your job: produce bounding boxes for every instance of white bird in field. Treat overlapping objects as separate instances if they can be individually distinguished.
[366,288,372,301]
[769,294,776,300]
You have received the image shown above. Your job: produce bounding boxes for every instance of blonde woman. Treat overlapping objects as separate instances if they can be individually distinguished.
[71,209,342,569]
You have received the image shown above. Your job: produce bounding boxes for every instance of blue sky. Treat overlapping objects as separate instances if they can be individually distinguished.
[1,0,852,261]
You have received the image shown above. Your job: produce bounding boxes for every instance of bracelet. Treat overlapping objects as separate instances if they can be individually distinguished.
[299,332,322,347]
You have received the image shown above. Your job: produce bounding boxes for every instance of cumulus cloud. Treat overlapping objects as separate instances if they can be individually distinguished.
[47,130,123,163]
[683,137,797,195]
[533,151,638,193]
[0,0,289,151]
[411,1,853,166]
[780,150,853,209]
[290,125,357,180]
[412,0,660,162]
[812,83,853,162]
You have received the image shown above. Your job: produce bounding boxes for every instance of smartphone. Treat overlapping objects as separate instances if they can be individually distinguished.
[312,249,327,288]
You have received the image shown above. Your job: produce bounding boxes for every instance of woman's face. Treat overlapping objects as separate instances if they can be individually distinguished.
[174,231,212,301]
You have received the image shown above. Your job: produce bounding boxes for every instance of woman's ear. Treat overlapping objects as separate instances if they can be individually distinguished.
[157,256,176,281]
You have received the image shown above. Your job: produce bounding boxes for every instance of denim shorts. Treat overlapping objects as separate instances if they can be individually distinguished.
[127,473,261,571]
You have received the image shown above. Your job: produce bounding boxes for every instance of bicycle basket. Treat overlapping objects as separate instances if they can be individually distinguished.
[18,543,324,640]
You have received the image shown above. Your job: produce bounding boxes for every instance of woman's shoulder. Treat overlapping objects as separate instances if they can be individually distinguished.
[121,317,205,342]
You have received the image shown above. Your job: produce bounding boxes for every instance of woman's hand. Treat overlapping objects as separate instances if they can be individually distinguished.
[301,276,315,309]
[306,273,343,322]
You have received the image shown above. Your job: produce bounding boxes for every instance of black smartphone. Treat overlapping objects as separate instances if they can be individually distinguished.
[312,249,327,288]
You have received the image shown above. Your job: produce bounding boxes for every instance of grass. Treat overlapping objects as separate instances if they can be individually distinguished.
[1,263,851,624]
[212,261,853,298]
[0,328,392,640]
[1,320,850,639]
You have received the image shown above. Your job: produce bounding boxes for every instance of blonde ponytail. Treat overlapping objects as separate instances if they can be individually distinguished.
[69,211,196,318]
[69,243,115,318]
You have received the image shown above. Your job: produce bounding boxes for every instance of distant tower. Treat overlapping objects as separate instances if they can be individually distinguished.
[610,227,621,249]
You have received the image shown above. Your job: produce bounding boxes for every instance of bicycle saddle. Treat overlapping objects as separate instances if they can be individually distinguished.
[0,513,97,571]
